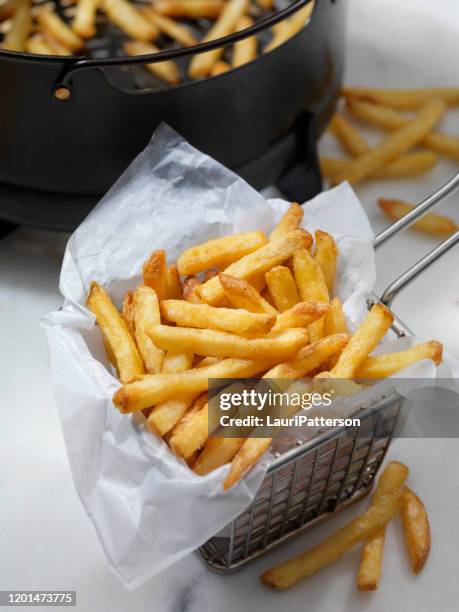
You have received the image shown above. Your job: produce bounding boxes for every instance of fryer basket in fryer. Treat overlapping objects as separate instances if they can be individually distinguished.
[199,172,459,572]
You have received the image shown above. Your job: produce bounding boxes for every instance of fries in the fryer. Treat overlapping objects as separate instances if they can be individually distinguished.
[26,33,53,54]
[232,14,257,68]
[188,0,248,79]
[343,86,459,109]
[103,0,158,42]
[87,281,145,383]
[2,0,31,52]
[264,2,313,53]
[153,0,225,19]
[142,7,197,46]
[37,5,84,51]
[331,98,446,186]
[124,41,180,85]
[72,0,99,38]
[219,273,277,315]
[378,199,458,237]
[260,461,408,589]
[210,59,230,75]
[401,486,431,574]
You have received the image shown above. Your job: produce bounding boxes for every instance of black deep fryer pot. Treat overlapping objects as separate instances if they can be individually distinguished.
[0,0,346,231]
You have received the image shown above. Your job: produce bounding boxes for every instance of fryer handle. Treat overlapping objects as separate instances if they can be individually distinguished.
[52,0,314,98]
[374,171,459,306]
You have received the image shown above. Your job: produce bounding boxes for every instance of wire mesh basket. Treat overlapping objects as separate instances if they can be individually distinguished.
[199,172,459,573]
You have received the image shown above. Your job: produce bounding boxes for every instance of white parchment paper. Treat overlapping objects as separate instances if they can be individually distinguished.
[42,124,458,589]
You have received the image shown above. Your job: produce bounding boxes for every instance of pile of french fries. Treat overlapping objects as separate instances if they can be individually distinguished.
[261,460,431,591]
[86,202,443,489]
[322,86,459,237]
[0,0,314,85]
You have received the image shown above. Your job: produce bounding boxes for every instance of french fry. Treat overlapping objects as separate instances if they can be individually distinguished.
[143,249,168,300]
[160,299,276,334]
[254,0,272,9]
[321,151,438,180]
[293,248,329,342]
[323,298,348,366]
[169,392,207,436]
[113,357,272,411]
[378,199,458,237]
[148,324,309,360]
[132,286,164,374]
[260,461,408,589]
[343,86,459,109]
[357,461,412,590]
[401,487,431,574]
[87,282,145,383]
[177,230,267,275]
[210,60,230,76]
[124,41,180,85]
[103,0,158,41]
[265,266,300,312]
[314,230,337,294]
[72,0,99,38]
[36,6,84,51]
[331,303,394,378]
[26,33,54,54]
[142,7,197,46]
[331,98,446,186]
[148,394,196,436]
[356,341,443,379]
[269,202,303,241]
[170,401,209,458]
[193,437,245,475]
[121,290,135,336]
[223,437,272,489]
[161,349,194,373]
[264,3,314,53]
[271,301,330,332]
[346,98,459,162]
[183,275,202,303]
[166,264,182,299]
[0,0,16,22]
[153,0,225,19]
[198,229,312,305]
[188,0,248,79]
[2,0,31,52]
[329,113,369,157]
[219,274,278,315]
[43,33,72,55]
[232,15,257,68]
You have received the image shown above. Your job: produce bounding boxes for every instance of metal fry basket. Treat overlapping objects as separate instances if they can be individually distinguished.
[199,172,459,573]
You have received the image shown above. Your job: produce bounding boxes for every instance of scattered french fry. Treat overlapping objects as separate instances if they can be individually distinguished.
[2,0,31,52]
[124,41,180,85]
[72,0,99,38]
[260,461,408,589]
[269,202,303,241]
[265,266,300,312]
[177,230,267,275]
[329,113,369,157]
[378,199,458,237]
[343,86,459,109]
[219,273,278,315]
[103,0,158,41]
[37,6,84,51]
[188,0,248,79]
[133,286,164,374]
[357,529,385,591]
[331,98,446,186]
[142,7,197,46]
[153,0,225,19]
[87,282,145,383]
[401,487,431,574]
[232,14,257,68]
[356,341,443,379]
[143,249,169,299]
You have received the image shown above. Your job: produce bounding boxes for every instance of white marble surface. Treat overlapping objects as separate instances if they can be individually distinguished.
[1,0,459,610]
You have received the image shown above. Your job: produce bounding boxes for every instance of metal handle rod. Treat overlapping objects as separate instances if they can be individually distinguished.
[374,170,459,249]
[380,230,459,306]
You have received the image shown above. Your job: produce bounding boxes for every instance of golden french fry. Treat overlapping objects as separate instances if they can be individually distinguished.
[37,6,84,51]
[132,286,164,374]
[182,275,202,303]
[210,60,230,76]
[331,303,394,378]
[3,0,31,51]
[153,0,224,19]
[332,98,446,186]
[198,229,312,305]
[26,33,54,54]
[321,151,438,180]
[293,248,329,342]
[329,113,369,157]
[264,3,313,53]
[142,7,197,46]
[147,394,196,436]
[170,401,209,458]
[269,202,303,241]
[271,301,330,332]
[121,290,135,336]
[43,32,72,55]
[177,230,267,276]
[169,392,207,436]
[124,41,180,85]
[232,15,257,68]
[323,298,348,336]
[166,264,182,299]
[193,437,245,475]
[314,230,337,294]
[113,357,272,411]
[223,437,272,489]
[260,461,408,589]
[148,324,309,360]
[356,341,443,378]
[161,349,194,373]
[357,529,385,591]
[72,0,99,38]
[378,199,458,237]
[265,265,300,312]
[160,299,276,334]
[219,274,278,315]
[87,282,145,383]
[143,249,168,300]
[103,0,158,41]
[343,86,459,109]
[346,98,459,162]
[188,0,248,79]
[401,487,431,575]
